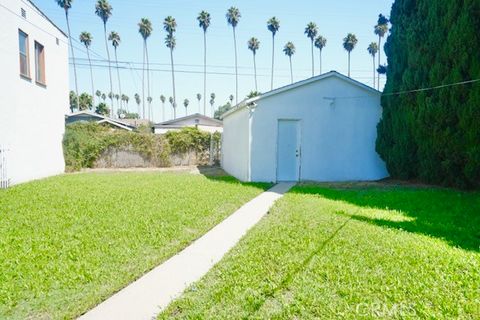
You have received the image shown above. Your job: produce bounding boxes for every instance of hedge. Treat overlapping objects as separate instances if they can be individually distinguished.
[63,123,220,171]
[376,0,480,189]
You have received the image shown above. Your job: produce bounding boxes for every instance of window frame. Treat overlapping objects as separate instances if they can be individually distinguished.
[18,29,30,79]
[34,41,46,86]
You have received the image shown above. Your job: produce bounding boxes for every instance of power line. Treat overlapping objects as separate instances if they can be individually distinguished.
[72,62,291,78]
[71,57,375,73]
[331,78,480,100]
[382,79,480,96]
[0,2,107,60]
[71,62,382,81]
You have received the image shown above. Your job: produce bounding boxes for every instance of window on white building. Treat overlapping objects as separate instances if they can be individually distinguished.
[35,41,46,85]
[19,29,30,78]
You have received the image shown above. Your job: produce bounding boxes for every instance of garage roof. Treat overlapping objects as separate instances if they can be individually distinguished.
[222,71,380,119]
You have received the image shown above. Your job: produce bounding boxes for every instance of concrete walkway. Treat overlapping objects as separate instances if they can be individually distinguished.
[79,182,295,320]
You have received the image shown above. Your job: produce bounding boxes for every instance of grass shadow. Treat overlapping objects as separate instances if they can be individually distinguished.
[289,183,480,252]
[196,166,273,191]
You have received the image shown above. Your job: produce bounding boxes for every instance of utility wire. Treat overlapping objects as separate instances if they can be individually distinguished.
[71,62,381,81]
[328,78,480,100]
[382,79,480,96]
[1,2,108,61]
[71,57,375,73]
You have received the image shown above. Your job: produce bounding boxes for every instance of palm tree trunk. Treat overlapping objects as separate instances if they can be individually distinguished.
[162,102,165,122]
[142,41,146,119]
[253,53,258,91]
[170,48,176,111]
[348,51,351,77]
[65,11,79,110]
[114,48,122,110]
[86,47,95,106]
[146,41,151,121]
[378,35,381,90]
[311,40,314,77]
[203,31,207,116]
[319,49,322,75]
[233,27,238,104]
[103,23,114,117]
[289,56,293,84]
[271,34,275,90]
[372,55,376,88]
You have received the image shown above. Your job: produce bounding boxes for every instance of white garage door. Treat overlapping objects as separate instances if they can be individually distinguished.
[276,120,301,181]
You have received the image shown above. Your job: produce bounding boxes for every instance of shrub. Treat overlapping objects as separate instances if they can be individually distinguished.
[63,123,220,171]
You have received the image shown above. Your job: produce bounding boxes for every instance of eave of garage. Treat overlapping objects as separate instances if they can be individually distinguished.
[221,70,381,120]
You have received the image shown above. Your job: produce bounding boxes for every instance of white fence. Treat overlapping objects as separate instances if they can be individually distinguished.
[0,147,9,189]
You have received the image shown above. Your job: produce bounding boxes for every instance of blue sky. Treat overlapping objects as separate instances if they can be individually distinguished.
[35,0,394,121]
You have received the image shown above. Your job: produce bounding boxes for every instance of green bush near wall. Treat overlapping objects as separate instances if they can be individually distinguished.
[63,123,220,171]
[376,0,480,189]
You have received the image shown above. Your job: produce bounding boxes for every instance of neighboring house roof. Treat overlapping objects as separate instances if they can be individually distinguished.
[97,119,133,131]
[222,71,381,119]
[66,111,134,131]
[26,0,68,38]
[120,118,151,128]
[153,113,223,128]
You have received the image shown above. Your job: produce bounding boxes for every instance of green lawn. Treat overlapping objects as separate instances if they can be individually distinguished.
[0,172,270,319]
[160,184,480,319]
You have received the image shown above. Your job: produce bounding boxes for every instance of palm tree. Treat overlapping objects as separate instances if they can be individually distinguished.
[367,42,378,88]
[229,94,234,105]
[247,37,260,91]
[108,31,122,110]
[95,90,102,99]
[226,7,241,104]
[343,33,358,77]
[160,95,166,121]
[56,1,79,109]
[114,93,120,110]
[304,22,318,77]
[283,42,295,83]
[169,96,176,119]
[124,95,129,110]
[374,14,389,89]
[209,96,215,115]
[314,35,327,75]
[197,11,211,116]
[101,93,106,102]
[79,31,95,104]
[196,93,202,113]
[108,92,113,113]
[134,93,141,115]
[267,17,280,90]
[147,96,153,118]
[164,16,177,106]
[121,94,127,111]
[183,99,189,116]
[210,93,216,115]
[377,64,387,90]
[95,0,114,116]
[138,18,153,120]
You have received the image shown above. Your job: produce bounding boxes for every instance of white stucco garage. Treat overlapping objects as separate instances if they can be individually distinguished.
[221,71,389,182]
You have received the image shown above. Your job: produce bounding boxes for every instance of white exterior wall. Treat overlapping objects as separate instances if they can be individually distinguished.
[0,0,68,184]
[223,75,389,182]
[221,107,250,181]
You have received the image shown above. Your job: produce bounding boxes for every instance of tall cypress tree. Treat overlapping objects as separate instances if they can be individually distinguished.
[377,0,480,188]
